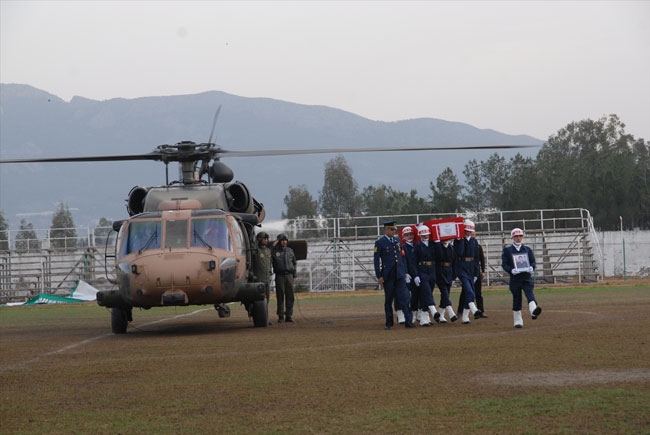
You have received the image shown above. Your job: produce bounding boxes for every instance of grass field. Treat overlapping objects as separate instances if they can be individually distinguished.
[1,280,650,434]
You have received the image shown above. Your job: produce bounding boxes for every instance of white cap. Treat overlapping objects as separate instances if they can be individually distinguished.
[511,227,524,237]
[418,225,430,236]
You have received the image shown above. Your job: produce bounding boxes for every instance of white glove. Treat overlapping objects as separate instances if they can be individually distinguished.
[512,269,520,275]
[473,276,477,284]
[405,274,411,284]
[414,276,421,287]
[528,266,534,273]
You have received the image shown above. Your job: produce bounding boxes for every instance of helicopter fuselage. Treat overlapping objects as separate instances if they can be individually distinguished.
[96,208,267,331]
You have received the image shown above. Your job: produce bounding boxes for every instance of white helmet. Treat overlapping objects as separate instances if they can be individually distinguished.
[464,219,475,232]
[402,226,414,235]
[418,225,430,236]
[511,227,524,237]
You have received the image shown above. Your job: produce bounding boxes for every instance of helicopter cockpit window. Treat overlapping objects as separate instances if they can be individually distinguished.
[191,217,232,251]
[165,219,189,249]
[125,221,161,255]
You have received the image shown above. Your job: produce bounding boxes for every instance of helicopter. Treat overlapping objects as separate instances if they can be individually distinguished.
[0,137,536,333]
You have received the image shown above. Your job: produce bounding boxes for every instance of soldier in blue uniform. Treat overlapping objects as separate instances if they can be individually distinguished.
[414,225,439,326]
[453,219,483,324]
[456,242,489,318]
[501,228,542,328]
[474,243,488,317]
[401,226,419,323]
[434,238,458,322]
[374,221,415,329]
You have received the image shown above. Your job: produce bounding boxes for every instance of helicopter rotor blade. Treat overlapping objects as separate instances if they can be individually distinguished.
[0,153,163,164]
[218,144,539,158]
[0,143,538,164]
[207,105,222,145]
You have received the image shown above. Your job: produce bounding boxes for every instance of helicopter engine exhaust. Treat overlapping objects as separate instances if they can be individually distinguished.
[225,182,252,214]
[127,186,149,216]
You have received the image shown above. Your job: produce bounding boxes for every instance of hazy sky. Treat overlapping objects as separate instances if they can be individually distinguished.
[2,0,649,141]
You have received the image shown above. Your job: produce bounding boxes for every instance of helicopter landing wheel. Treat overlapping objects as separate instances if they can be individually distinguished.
[111,307,130,334]
[250,299,268,328]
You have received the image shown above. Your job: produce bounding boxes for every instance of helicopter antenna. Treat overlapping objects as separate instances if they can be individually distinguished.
[207,105,222,145]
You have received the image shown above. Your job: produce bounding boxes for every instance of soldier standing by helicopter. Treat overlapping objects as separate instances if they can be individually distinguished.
[271,233,297,323]
[251,231,273,326]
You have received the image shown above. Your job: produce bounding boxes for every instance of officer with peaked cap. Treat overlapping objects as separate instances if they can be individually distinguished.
[374,221,415,329]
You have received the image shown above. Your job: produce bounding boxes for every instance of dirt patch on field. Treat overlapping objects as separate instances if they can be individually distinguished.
[482,369,650,387]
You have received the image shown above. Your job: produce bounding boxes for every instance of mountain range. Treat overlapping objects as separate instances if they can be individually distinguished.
[0,84,543,229]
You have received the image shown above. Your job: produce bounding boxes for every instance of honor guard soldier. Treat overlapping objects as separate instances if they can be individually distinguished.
[401,226,419,323]
[434,238,458,322]
[475,243,488,317]
[457,241,489,318]
[374,221,415,329]
[453,219,483,323]
[502,228,542,328]
[414,225,439,326]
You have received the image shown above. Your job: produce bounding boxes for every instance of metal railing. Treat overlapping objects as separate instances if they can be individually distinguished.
[0,226,108,251]
[0,247,115,304]
[0,209,602,303]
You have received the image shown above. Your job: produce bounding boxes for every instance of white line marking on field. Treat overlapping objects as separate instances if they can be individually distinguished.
[0,308,211,374]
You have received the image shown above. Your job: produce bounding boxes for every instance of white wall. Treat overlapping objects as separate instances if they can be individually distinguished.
[598,230,650,277]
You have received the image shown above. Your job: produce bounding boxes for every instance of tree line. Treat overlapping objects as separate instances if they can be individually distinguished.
[283,115,649,231]
[1,114,648,249]
[0,203,85,251]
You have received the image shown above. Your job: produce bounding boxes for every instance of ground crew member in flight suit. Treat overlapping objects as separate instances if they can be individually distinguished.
[251,231,272,325]
[271,233,297,323]
[414,225,439,326]
[453,219,483,323]
[374,221,415,330]
[502,227,542,328]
